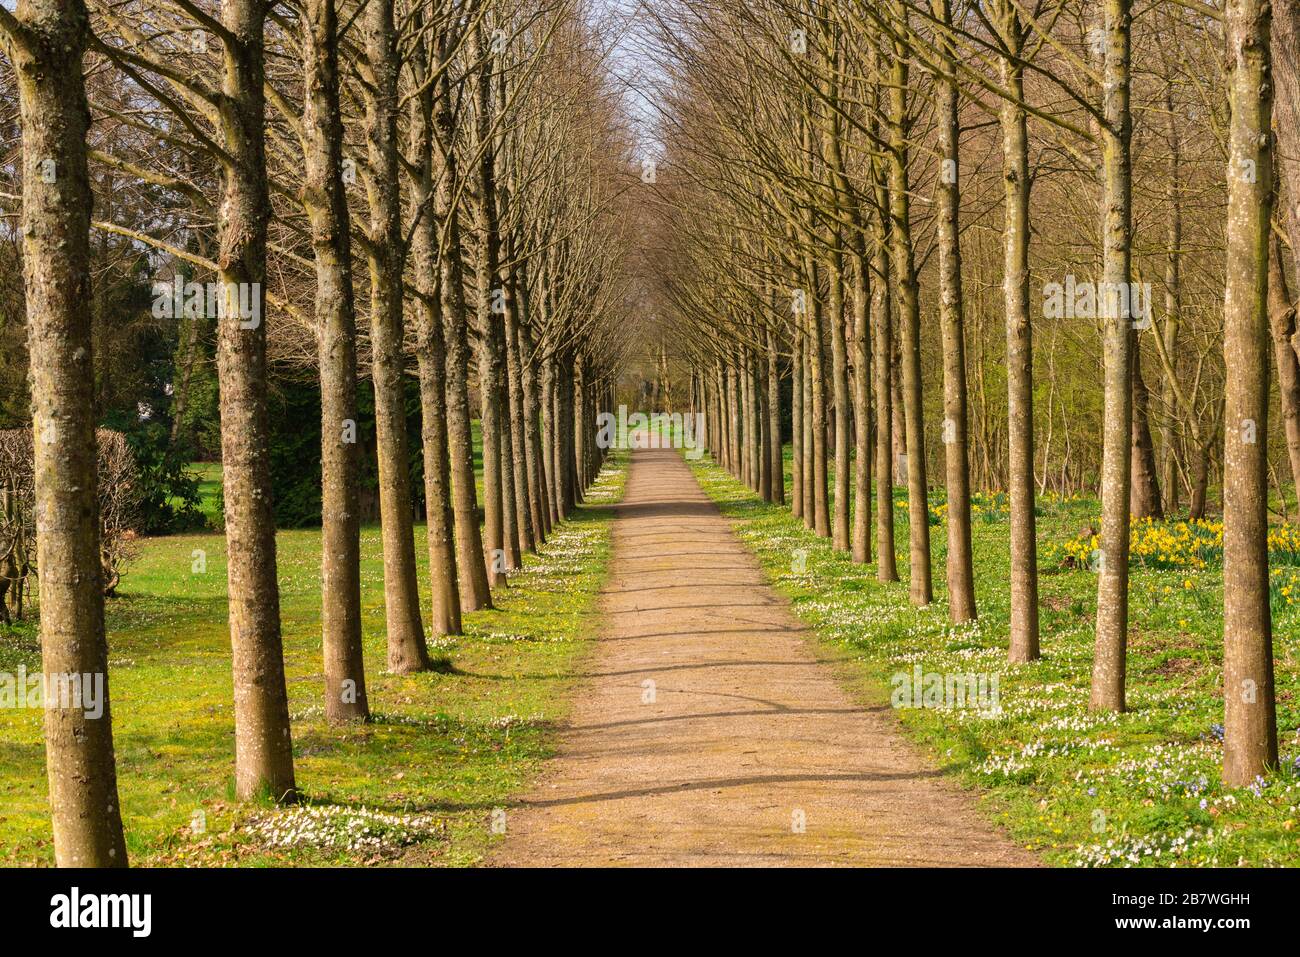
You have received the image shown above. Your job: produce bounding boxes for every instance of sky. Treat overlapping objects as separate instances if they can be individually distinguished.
[592,0,668,161]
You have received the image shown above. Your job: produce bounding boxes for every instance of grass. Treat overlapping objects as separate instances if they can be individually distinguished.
[691,448,1300,867]
[189,461,223,527]
[0,451,627,867]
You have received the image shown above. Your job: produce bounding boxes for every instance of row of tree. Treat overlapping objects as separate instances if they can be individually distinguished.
[648,0,1286,789]
[0,0,631,866]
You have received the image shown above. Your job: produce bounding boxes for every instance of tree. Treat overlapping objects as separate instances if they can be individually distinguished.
[1090,0,1136,713]
[0,0,130,864]
[931,0,976,622]
[1221,0,1278,785]
[212,0,296,800]
[301,0,369,722]
[885,4,933,607]
[993,0,1039,661]
[363,0,430,674]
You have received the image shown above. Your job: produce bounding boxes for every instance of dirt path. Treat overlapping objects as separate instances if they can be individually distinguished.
[492,448,1036,867]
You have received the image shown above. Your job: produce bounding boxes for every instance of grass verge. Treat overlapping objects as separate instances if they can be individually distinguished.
[691,451,1300,867]
[0,452,627,867]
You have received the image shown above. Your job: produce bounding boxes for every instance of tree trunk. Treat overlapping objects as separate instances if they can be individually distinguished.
[809,271,831,538]
[767,327,785,505]
[887,24,933,605]
[472,24,511,585]
[1129,339,1163,518]
[1271,0,1300,286]
[573,359,588,492]
[1159,80,1184,514]
[749,355,763,492]
[791,322,804,518]
[802,314,816,522]
[518,314,550,540]
[998,0,1040,661]
[6,0,130,863]
[1222,0,1278,785]
[541,358,561,524]
[501,268,531,558]
[415,272,461,636]
[557,355,577,515]
[934,0,976,622]
[365,0,428,673]
[872,148,899,583]
[408,28,461,637]
[851,246,873,564]
[1268,233,1300,496]
[303,0,369,718]
[828,250,851,550]
[1189,432,1213,519]
[756,352,771,499]
[728,359,742,478]
[216,0,296,800]
[434,64,492,611]
[1091,0,1135,713]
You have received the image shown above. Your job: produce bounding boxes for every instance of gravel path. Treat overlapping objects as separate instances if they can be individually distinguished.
[491,448,1037,867]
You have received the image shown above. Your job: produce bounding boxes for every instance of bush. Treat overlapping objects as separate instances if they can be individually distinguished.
[0,427,142,623]
[104,416,206,534]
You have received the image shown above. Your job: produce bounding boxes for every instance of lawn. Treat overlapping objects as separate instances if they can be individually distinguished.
[692,448,1300,867]
[189,461,223,528]
[0,451,627,867]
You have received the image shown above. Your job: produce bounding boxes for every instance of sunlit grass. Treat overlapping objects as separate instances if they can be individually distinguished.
[0,453,627,867]
[694,447,1300,867]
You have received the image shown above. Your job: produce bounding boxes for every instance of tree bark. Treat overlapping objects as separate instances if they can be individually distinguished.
[433,61,492,612]
[851,246,873,565]
[517,308,550,541]
[6,0,130,863]
[1268,233,1300,496]
[803,308,816,522]
[1091,0,1135,713]
[827,249,851,551]
[1271,0,1300,286]
[302,0,369,718]
[749,355,763,492]
[767,327,785,505]
[1160,79,1184,514]
[408,26,461,637]
[473,25,508,586]
[933,0,977,622]
[1130,339,1163,518]
[364,0,428,673]
[1222,0,1278,785]
[502,265,533,556]
[887,23,932,605]
[216,0,296,799]
[791,322,804,518]
[871,146,899,583]
[541,358,561,524]
[997,0,1040,661]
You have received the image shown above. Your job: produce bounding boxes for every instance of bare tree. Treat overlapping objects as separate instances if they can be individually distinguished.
[0,0,129,863]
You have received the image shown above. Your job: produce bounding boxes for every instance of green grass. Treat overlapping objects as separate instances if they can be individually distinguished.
[692,447,1300,867]
[0,452,627,867]
[189,461,223,527]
